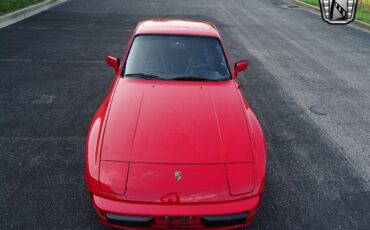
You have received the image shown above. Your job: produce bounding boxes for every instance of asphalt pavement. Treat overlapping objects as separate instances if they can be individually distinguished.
[0,0,369,229]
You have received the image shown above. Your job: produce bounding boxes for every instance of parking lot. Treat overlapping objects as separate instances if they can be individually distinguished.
[0,0,369,229]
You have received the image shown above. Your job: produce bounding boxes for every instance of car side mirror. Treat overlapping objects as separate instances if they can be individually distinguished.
[106,56,120,74]
[234,61,248,78]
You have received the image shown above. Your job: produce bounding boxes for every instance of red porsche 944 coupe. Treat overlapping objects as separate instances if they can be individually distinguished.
[85,19,266,229]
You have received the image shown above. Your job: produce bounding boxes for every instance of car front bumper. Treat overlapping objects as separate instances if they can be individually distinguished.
[92,194,261,229]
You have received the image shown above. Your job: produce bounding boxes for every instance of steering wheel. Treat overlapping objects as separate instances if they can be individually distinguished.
[191,64,216,73]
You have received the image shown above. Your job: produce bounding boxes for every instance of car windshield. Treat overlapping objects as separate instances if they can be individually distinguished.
[124,35,231,81]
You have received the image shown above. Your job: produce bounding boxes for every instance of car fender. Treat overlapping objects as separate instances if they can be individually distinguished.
[85,27,135,196]
[237,90,266,195]
[85,98,110,194]
[245,107,266,195]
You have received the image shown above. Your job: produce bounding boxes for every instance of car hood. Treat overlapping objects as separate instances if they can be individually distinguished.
[101,78,253,164]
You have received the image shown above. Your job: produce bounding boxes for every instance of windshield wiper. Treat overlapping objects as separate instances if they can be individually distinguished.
[170,76,218,81]
[125,73,168,80]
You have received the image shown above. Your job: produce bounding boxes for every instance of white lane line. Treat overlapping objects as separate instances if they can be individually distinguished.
[0,59,105,63]
[0,136,85,142]
[8,26,133,32]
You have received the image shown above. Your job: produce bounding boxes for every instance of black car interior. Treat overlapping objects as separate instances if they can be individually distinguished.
[124,35,230,80]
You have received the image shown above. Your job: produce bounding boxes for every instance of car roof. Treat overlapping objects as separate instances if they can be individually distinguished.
[134,19,221,38]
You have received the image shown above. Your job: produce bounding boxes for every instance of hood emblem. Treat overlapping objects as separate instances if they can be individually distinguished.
[174,171,183,181]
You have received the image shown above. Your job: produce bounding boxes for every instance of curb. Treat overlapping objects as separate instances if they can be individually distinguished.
[0,0,67,29]
[292,0,370,32]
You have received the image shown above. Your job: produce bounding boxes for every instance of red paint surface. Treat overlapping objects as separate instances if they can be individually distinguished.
[101,79,253,164]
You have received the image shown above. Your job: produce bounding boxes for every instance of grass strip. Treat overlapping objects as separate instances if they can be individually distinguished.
[0,0,45,16]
